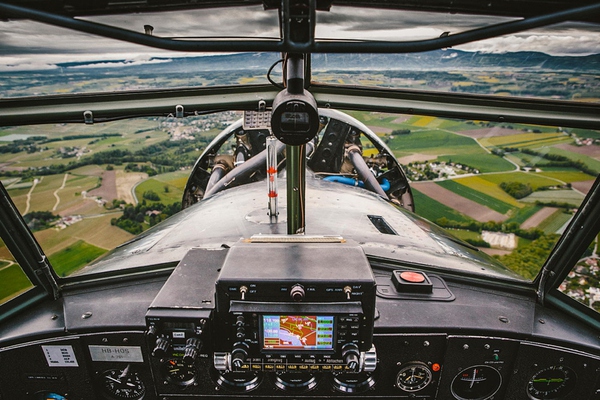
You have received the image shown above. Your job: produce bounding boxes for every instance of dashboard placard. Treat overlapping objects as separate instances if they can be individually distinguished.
[88,345,144,362]
[42,345,79,367]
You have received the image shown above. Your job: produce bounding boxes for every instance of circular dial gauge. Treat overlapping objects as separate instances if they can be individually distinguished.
[332,371,378,393]
[100,368,145,400]
[396,362,433,392]
[162,358,197,386]
[527,366,576,400]
[451,365,502,400]
[211,369,262,392]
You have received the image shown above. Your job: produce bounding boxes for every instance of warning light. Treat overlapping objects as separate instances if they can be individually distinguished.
[400,271,426,283]
[432,363,441,372]
[391,270,433,294]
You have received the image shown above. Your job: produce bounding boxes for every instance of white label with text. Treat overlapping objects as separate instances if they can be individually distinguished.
[88,345,144,362]
[42,345,79,367]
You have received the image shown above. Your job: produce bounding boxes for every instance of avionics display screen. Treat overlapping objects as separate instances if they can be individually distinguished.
[262,315,334,351]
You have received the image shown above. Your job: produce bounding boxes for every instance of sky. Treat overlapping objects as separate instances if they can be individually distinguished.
[1,5,599,71]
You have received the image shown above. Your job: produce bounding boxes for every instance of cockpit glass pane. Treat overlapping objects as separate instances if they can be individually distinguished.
[352,111,597,280]
[312,7,600,103]
[0,113,237,276]
[315,7,517,41]
[0,6,281,98]
[558,232,600,314]
[0,238,33,304]
[1,111,597,281]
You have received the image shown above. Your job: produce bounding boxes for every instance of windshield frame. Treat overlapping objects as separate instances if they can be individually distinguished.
[1,84,599,129]
[2,1,600,54]
[0,0,599,328]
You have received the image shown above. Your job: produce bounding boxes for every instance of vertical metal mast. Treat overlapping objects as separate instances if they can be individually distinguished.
[285,55,307,234]
[278,0,316,235]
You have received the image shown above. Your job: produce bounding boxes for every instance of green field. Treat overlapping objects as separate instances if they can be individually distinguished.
[412,188,472,223]
[436,180,514,214]
[0,264,33,304]
[135,176,186,205]
[48,240,107,277]
[452,176,523,207]
[505,204,543,225]
[478,171,562,190]
[481,132,569,148]
[151,170,191,191]
[538,210,572,234]
[534,170,596,183]
[390,130,515,173]
[521,190,585,206]
[389,129,478,155]
[446,229,483,241]
[542,147,600,173]
[436,153,514,174]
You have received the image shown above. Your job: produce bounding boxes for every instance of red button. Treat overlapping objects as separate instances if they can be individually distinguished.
[400,271,425,283]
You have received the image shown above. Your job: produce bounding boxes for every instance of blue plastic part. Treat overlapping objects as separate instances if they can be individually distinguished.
[323,176,390,191]
[38,394,66,400]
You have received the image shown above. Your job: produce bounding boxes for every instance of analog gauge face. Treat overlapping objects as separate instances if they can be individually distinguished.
[396,362,433,392]
[451,365,502,400]
[527,365,576,400]
[162,358,197,386]
[100,368,146,400]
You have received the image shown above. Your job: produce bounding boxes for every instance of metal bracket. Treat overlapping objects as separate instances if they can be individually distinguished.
[83,110,93,124]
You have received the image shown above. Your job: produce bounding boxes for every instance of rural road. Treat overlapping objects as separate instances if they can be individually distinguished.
[24,177,41,215]
[52,173,69,211]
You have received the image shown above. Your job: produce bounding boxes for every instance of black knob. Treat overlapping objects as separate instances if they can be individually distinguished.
[146,325,157,341]
[236,315,245,327]
[290,284,305,301]
[231,342,249,369]
[183,338,202,364]
[236,327,246,339]
[152,337,170,358]
[342,343,360,371]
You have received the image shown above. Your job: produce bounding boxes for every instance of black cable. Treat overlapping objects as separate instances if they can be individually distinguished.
[267,59,285,89]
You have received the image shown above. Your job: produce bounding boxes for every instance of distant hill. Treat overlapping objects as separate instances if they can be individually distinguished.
[51,50,600,74]
[313,51,600,72]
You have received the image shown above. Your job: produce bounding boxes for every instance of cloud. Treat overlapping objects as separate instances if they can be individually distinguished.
[457,34,600,55]
[0,4,599,69]
[82,5,279,38]
[316,7,513,33]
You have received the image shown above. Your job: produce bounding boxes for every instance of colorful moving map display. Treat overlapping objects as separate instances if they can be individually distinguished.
[263,315,334,350]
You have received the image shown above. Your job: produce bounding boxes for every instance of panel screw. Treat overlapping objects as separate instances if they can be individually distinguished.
[538,319,546,324]
[499,316,509,323]
[82,312,92,319]
[50,314,58,320]
[463,344,469,350]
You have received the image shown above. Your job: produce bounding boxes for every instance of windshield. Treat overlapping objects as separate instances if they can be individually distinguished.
[1,111,597,283]
[2,7,600,100]
[0,4,599,303]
